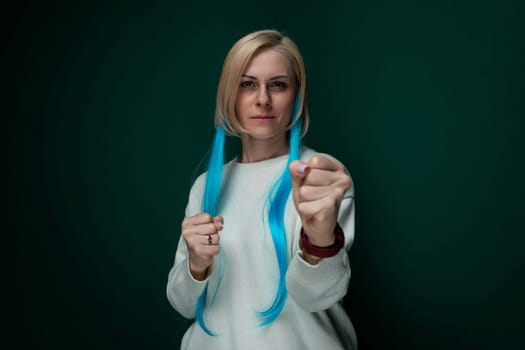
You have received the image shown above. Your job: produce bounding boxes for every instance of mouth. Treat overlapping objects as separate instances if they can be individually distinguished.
[250,115,275,120]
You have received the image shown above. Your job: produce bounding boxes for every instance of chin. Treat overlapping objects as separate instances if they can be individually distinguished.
[245,132,287,142]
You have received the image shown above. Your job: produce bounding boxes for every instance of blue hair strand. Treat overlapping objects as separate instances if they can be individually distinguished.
[196,93,303,332]
[195,125,226,336]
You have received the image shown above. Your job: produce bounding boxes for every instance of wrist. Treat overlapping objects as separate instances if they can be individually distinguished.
[189,262,209,281]
[306,233,336,247]
[301,251,323,265]
[300,223,345,259]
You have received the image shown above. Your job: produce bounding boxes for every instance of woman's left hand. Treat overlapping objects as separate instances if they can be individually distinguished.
[289,156,352,247]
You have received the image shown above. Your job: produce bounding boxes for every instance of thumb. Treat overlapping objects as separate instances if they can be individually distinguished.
[213,216,224,231]
[289,160,309,190]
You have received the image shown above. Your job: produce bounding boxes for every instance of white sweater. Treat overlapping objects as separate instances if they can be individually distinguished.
[167,147,357,350]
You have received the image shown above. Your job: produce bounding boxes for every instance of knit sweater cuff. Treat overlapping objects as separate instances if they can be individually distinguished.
[186,259,210,285]
[291,248,349,287]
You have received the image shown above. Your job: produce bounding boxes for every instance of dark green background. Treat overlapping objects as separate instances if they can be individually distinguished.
[10,0,524,349]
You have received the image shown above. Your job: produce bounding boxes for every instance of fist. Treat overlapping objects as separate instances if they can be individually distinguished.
[181,213,223,280]
[289,156,351,247]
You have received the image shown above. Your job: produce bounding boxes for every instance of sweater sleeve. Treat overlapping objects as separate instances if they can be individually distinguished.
[286,182,355,312]
[166,175,208,319]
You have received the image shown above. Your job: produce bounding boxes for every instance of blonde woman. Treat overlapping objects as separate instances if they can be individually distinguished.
[167,29,357,350]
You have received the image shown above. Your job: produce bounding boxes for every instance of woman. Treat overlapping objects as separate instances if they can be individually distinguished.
[167,29,357,350]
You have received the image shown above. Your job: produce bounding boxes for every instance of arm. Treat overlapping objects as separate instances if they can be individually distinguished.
[166,174,221,319]
[286,154,355,312]
[286,192,354,312]
[166,234,209,319]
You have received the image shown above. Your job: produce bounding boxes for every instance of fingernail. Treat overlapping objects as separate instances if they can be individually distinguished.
[297,163,308,174]
[216,221,223,229]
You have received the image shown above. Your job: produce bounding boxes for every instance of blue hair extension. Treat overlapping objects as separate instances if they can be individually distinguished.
[195,125,226,336]
[257,95,302,326]
[203,126,226,217]
[196,93,302,332]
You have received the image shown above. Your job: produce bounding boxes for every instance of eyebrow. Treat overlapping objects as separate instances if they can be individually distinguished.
[241,74,289,80]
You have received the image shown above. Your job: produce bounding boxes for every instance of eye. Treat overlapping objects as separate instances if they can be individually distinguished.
[240,80,256,88]
[270,81,288,90]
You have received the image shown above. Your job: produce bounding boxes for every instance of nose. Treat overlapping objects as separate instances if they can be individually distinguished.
[256,86,271,107]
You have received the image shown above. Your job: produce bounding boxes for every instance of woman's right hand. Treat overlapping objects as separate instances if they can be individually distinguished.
[181,213,223,281]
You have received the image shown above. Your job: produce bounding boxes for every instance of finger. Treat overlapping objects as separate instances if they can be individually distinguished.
[183,213,214,228]
[289,160,310,190]
[186,233,220,251]
[303,169,352,191]
[213,216,224,231]
[186,222,219,236]
[201,233,220,246]
[296,196,338,220]
[307,155,344,172]
[296,185,331,202]
[302,168,337,186]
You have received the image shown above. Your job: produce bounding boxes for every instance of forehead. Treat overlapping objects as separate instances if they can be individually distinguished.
[243,48,292,77]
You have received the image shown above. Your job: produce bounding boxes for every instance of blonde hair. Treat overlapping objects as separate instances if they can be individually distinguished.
[214,29,310,137]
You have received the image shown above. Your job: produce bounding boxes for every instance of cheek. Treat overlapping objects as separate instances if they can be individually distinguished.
[279,96,296,119]
[234,99,245,119]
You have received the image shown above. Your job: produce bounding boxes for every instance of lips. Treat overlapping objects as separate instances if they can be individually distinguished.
[250,115,275,120]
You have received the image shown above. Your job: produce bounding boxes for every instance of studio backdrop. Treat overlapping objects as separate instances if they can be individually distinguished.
[11,0,523,349]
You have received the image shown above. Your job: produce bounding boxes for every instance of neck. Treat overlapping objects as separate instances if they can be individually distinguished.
[239,135,289,163]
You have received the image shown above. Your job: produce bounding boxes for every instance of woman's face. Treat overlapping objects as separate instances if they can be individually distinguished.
[235,48,297,143]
